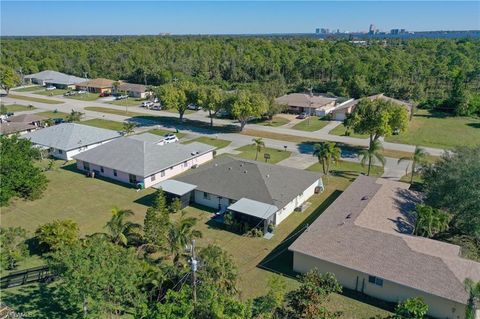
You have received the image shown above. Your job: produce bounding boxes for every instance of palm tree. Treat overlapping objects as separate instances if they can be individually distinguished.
[252,137,265,161]
[398,146,427,184]
[313,142,341,175]
[104,207,141,246]
[414,205,451,238]
[359,140,386,176]
[166,212,202,264]
[465,278,480,319]
[122,121,136,135]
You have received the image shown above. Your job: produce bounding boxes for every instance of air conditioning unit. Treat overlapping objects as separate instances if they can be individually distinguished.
[191,164,198,169]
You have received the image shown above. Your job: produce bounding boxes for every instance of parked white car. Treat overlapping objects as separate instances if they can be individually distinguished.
[77,90,87,94]
[163,133,179,144]
[142,101,155,108]
[45,85,56,91]
[187,103,201,110]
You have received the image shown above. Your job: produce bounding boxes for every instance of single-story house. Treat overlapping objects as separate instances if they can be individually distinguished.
[289,176,480,319]
[114,83,151,99]
[73,133,215,188]
[331,93,413,121]
[23,123,121,160]
[75,78,115,93]
[24,70,86,89]
[155,156,323,232]
[0,114,46,136]
[275,93,337,116]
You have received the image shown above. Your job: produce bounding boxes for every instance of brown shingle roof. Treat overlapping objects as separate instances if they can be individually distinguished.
[75,78,115,88]
[0,122,37,135]
[7,114,46,123]
[289,175,480,305]
[275,93,337,109]
[118,83,147,93]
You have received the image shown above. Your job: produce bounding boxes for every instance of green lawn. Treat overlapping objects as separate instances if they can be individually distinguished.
[183,136,231,149]
[234,145,291,164]
[292,116,329,132]
[7,94,64,105]
[329,123,370,138]
[36,111,69,120]
[307,160,384,180]
[84,106,145,117]
[252,116,290,127]
[64,93,100,101]
[107,98,145,107]
[147,128,186,139]
[1,104,36,112]
[0,160,154,235]
[163,108,196,115]
[12,86,43,92]
[34,89,69,96]
[81,119,125,131]
[385,109,480,149]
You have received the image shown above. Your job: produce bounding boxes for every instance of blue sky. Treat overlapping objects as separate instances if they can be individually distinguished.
[1,1,479,36]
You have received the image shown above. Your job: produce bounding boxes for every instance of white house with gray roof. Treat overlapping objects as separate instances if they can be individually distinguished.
[154,156,323,232]
[73,133,215,188]
[289,176,480,319]
[23,123,121,160]
[24,70,86,89]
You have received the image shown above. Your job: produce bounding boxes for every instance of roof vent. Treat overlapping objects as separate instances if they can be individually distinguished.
[361,196,369,200]
[196,151,199,154]
[345,213,352,219]
[228,167,232,170]
[214,163,218,167]
[266,174,270,178]
[244,170,248,174]
[191,152,196,156]
[240,163,244,167]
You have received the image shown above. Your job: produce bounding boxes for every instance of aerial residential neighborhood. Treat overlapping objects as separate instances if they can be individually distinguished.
[0,1,479,319]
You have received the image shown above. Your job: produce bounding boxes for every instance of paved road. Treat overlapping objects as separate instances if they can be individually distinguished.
[3,91,419,180]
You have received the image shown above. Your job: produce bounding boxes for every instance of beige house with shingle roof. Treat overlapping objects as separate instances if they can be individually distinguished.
[289,176,480,319]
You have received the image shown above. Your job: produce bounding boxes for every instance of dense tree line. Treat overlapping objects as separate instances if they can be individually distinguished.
[1,37,479,112]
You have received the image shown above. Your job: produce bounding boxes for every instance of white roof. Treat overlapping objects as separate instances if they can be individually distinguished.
[228,198,278,219]
[24,70,86,85]
[153,180,197,196]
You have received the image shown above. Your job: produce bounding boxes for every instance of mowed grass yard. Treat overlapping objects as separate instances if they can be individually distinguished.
[7,94,64,104]
[36,111,69,120]
[84,106,145,117]
[147,128,186,139]
[251,116,290,127]
[234,144,291,163]
[385,109,480,149]
[81,118,125,131]
[107,98,145,107]
[183,136,231,149]
[1,161,154,235]
[34,89,69,96]
[1,104,36,112]
[64,93,100,101]
[307,160,384,180]
[12,86,43,92]
[292,116,329,131]
[329,123,370,138]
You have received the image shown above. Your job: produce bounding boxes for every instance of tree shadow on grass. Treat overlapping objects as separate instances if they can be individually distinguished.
[466,122,480,129]
[2,283,81,319]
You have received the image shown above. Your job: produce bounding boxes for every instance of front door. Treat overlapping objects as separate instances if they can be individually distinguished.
[129,174,137,184]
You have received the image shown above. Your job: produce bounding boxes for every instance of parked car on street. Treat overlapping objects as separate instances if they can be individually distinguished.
[187,103,201,110]
[77,90,87,94]
[116,95,129,100]
[45,85,56,91]
[53,118,65,124]
[142,101,154,108]
[163,133,179,144]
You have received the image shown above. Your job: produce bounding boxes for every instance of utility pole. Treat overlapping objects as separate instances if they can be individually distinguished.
[190,240,198,305]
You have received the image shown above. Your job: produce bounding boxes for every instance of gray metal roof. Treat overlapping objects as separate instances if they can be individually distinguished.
[289,175,480,305]
[174,156,321,209]
[23,123,121,151]
[152,180,197,196]
[73,134,215,177]
[228,198,278,219]
[24,70,86,86]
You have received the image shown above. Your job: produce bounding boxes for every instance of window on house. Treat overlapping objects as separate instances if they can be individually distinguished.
[58,149,63,154]
[83,162,90,171]
[129,174,137,184]
[160,171,165,177]
[183,161,188,168]
[151,175,156,182]
[113,169,117,177]
[100,166,104,173]
[203,192,210,200]
[368,276,383,287]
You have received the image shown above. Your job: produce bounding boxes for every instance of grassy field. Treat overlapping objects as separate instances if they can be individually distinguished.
[1,161,154,235]
[385,109,480,149]
[81,118,125,131]
[163,108,196,115]
[84,106,145,117]
[7,94,64,104]
[252,116,290,127]
[36,111,69,120]
[183,136,231,149]
[34,89,69,96]
[292,116,329,132]
[12,86,43,92]
[107,98,145,107]
[307,160,384,180]
[1,104,36,112]
[329,123,370,138]
[64,93,100,101]
[234,144,291,164]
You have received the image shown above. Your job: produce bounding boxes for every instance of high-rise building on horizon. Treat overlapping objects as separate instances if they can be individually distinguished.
[369,24,376,34]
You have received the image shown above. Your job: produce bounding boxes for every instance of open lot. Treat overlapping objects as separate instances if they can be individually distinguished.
[292,116,329,131]
[34,89,69,96]
[36,111,69,120]
[81,118,125,131]
[107,98,145,107]
[183,136,231,149]
[251,116,290,127]
[64,93,100,101]
[12,86,43,92]
[234,144,291,163]
[84,106,145,117]
[385,109,480,149]
[1,104,36,113]
[7,94,64,104]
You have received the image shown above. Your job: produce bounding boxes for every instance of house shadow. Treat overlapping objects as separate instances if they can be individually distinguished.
[391,188,422,235]
[60,163,137,190]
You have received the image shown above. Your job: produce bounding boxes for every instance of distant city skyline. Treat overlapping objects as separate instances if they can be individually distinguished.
[1,1,479,36]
